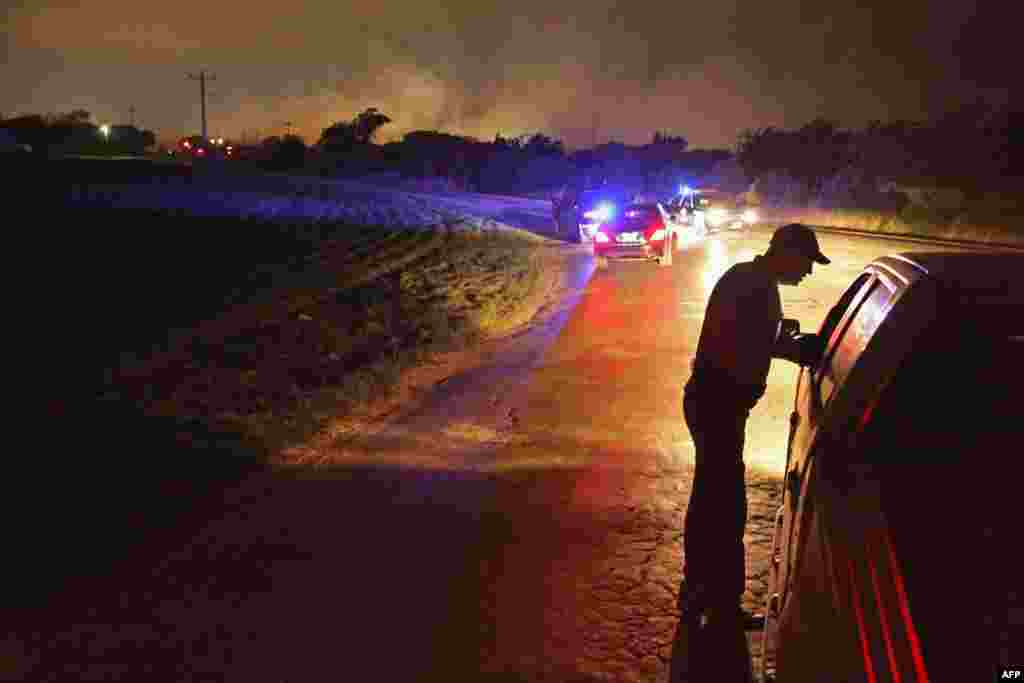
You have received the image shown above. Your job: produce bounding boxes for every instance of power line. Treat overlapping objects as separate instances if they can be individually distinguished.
[186,70,217,140]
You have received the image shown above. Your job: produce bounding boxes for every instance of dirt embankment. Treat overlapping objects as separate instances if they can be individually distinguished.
[100,218,558,460]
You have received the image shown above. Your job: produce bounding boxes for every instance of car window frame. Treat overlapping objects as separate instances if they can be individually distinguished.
[813,274,877,406]
[819,273,900,410]
[817,273,872,349]
[831,275,898,388]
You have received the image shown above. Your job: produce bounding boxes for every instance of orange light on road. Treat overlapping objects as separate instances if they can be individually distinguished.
[702,238,730,294]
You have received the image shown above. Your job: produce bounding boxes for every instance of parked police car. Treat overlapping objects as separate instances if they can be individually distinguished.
[591,201,681,267]
[665,187,758,234]
[759,252,1024,682]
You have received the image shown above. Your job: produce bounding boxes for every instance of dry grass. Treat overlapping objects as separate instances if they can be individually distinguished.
[107,223,546,457]
[762,203,1024,245]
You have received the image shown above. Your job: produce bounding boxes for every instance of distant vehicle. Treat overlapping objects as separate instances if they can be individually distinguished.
[758,252,1024,682]
[591,202,679,268]
[175,135,234,160]
[665,187,757,233]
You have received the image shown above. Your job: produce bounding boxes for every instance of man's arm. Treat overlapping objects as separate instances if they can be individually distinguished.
[773,321,825,367]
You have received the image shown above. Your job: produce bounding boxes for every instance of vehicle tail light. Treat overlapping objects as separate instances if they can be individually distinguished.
[595,231,610,243]
[859,400,877,430]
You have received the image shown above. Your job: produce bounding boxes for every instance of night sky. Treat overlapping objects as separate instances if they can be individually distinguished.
[2,1,1016,149]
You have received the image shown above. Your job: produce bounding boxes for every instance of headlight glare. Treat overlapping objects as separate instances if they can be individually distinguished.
[707,208,729,225]
[583,202,615,222]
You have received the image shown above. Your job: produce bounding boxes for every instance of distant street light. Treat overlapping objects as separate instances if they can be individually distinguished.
[99,124,111,139]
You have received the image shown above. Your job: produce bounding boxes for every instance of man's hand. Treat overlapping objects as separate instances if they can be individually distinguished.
[773,330,824,367]
[793,333,825,367]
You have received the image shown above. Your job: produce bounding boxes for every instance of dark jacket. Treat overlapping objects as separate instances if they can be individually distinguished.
[685,256,782,411]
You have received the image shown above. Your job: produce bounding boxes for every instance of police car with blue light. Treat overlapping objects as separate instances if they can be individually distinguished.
[665,186,759,234]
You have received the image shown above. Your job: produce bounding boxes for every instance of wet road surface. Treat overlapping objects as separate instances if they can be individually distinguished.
[8,226,976,681]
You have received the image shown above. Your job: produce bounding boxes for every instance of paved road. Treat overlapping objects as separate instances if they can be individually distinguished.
[8,226,976,682]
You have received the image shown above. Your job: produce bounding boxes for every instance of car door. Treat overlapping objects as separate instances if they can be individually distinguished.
[772,273,903,681]
[771,273,874,608]
[852,329,1024,681]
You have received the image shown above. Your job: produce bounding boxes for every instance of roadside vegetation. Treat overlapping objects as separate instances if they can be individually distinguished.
[737,113,1024,244]
[758,198,1024,245]
[80,209,545,459]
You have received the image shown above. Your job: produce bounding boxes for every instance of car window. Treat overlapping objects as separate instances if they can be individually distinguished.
[813,274,873,403]
[817,274,872,348]
[817,276,894,405]
[831,279,895,384]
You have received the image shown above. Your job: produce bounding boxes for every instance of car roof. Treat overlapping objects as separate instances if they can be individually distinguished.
[875,251,1024,293]
[871,251,1024,333]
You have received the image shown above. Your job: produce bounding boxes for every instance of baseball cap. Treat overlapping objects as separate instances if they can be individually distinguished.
[769,223,831,264]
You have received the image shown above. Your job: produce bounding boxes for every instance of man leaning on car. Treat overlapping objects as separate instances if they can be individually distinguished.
[673,223,829,681]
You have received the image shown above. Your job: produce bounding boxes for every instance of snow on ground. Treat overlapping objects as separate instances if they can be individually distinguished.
[64,171,559,238]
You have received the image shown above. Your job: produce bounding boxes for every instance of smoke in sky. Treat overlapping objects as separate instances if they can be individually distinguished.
[3,1,1016,148]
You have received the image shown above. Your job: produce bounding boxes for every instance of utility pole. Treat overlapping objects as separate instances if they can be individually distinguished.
[129,105,136,127]
[187,70,216,140]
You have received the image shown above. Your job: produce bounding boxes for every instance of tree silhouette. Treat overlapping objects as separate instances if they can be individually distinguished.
[273,134,308,169]
[317,122,355,149]
[105,125,157,154]
[319,108,392,151]
[523,132,565,157]
[352,107,391,144]
[652,131,688,150]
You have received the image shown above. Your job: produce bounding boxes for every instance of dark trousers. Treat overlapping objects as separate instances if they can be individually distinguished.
[670,393,753,682]
[682,392,749,608]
